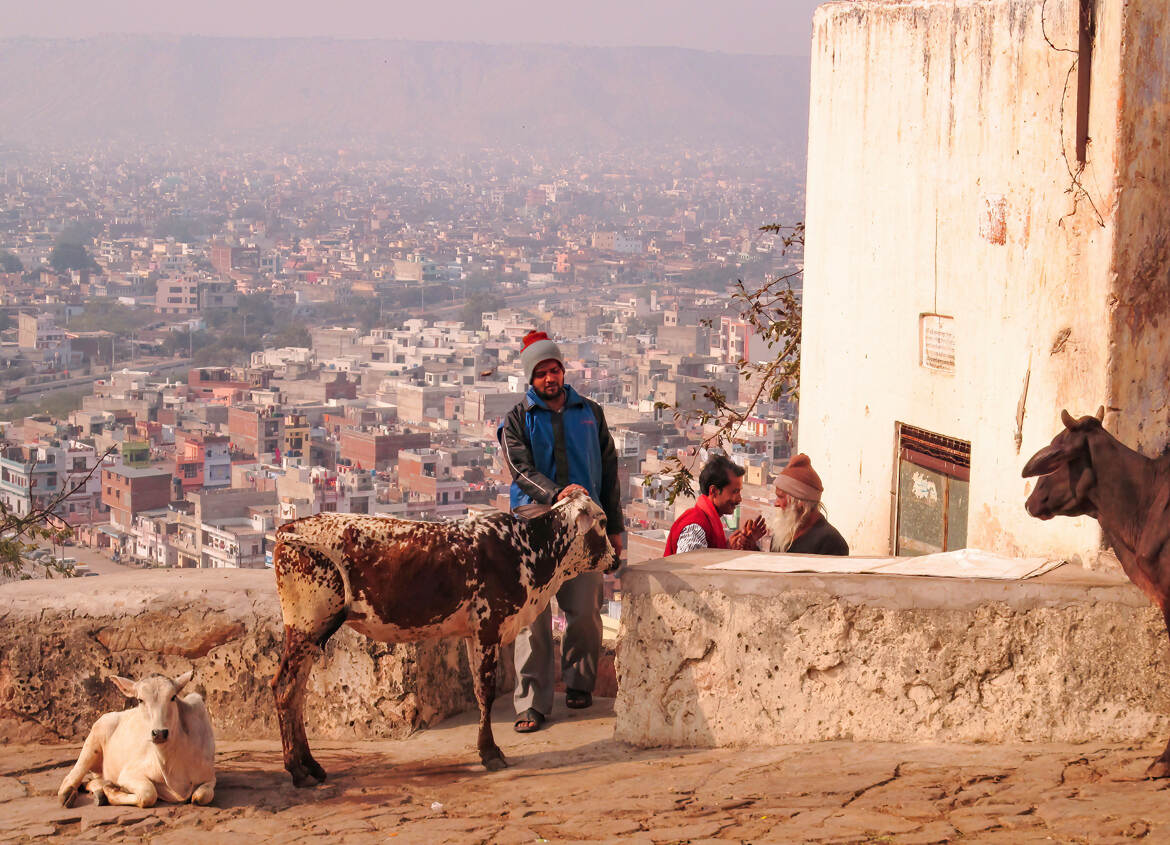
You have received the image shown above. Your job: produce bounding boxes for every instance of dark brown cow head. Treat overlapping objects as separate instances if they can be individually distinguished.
[1021,407,1104,520]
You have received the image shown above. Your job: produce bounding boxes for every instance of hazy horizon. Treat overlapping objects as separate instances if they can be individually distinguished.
[0,0,822,57]
[0,33,808,60]
[0,38,811,153]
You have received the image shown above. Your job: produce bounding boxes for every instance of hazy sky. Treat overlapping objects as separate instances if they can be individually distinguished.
[1,0,823,56]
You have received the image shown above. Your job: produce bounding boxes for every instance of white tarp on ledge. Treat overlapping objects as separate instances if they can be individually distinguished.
[705,548,1065,580]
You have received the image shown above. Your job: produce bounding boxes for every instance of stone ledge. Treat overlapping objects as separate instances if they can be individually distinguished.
[615,551,1169,747]
[0,569,475,743]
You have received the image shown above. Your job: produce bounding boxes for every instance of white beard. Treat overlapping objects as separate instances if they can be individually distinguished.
[766,505,802,553]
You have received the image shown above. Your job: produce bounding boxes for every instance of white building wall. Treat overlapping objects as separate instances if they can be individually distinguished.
[800,0,1132,562]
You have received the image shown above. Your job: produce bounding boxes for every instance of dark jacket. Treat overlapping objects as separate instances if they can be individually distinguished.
[497,384,623,530]
[788,514,849,556]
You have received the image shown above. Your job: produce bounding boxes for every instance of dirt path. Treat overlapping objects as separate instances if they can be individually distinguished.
[1,698,1167,844]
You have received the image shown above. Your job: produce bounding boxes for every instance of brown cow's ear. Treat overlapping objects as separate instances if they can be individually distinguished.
[1074,466,1096,500]
[514,504,553,521]
[1022,445,1067,477]
[1061,409,1076,428]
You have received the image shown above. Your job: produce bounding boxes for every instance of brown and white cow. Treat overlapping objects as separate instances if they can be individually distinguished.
[1023,407,1170,777]
[58,671,216,808]
[269,491,616,786]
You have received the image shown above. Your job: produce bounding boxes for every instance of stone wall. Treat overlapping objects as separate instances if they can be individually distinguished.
[616,553,1170,747]
[0,570,475,743]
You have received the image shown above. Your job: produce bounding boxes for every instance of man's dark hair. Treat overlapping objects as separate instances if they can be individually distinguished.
[699,455,744,497]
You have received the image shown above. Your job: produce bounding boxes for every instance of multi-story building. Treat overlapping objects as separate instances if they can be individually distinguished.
[199,280,237,310]
[155,277,199,315]
[283,414,310,458]
[717,316,770,365]
[396,384,462,425]
[209,243,259,276]
[461,386,524,424]
[276,466,339,518]
[17,312,66,351]
[200,518,266,569]
[398,448,468,518]
[337,466,374,514]
[101,466,172,532]
[0,446,36,517]
[188,367,251,403]
[228,405,284,459]
[174,432,231,490]
[56,441,106,524]
[338,427,430,471]
[132,510,177,567]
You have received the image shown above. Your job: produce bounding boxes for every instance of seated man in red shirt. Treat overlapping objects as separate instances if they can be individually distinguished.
[664,455,766,555]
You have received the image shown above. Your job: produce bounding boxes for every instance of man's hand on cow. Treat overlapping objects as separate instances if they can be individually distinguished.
[557,484,588,501]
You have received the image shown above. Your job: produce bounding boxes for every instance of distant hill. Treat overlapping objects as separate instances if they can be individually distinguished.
[0,36,809,154]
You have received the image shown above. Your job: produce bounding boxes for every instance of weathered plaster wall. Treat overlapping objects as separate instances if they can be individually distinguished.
[0,571,475,743]
[1108,4,1170,452]
[800,0,1125,562]
[616,556,1170,747]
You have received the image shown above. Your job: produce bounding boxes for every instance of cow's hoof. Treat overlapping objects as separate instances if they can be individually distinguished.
[58,787,77,808]
[1145,759,1170,779]
[481,753,509,772]
[304,756,327,783]
[289,769,323,789]
[191,784,215,806]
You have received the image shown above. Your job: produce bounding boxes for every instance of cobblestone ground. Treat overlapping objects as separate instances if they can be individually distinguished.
[2,698,1169,844]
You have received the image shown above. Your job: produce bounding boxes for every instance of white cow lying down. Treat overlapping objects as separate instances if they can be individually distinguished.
[58,671,215,808]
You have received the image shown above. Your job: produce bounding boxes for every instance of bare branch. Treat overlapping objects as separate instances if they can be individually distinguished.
[654,222,803,503]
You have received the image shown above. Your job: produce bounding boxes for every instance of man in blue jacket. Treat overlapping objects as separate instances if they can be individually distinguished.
[498,330,624,733]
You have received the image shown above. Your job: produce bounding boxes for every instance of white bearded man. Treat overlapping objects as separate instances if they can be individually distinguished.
[764,453,849,555]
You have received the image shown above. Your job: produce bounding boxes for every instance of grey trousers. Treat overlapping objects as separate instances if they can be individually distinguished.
[513,571,604,716]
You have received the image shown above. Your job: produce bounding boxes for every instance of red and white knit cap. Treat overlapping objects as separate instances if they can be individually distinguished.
[520,330,564,383]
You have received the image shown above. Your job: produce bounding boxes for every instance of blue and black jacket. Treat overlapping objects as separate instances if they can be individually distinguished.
[497,384,623,531]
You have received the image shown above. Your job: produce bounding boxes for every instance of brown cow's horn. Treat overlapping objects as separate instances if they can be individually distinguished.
[1095,405,1105,422]
[1061,409,1075,428]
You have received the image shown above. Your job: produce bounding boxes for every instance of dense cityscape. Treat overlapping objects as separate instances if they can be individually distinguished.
[0,143,804,583]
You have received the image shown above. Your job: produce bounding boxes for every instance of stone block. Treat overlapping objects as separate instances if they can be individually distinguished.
[0,569,475,742]
[616,552,1170,747]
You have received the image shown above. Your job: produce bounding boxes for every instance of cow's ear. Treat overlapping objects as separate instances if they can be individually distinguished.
[173,670,193,693]
[514,504,552,521]
[110,676,137,699]
[1022,445,1068,478]
[576,510,595,535]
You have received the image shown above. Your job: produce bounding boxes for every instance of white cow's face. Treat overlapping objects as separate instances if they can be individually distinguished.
[111,671,193,745]
[554,492,617,574]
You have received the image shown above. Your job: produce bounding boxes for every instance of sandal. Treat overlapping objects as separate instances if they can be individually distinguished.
[513,708,546,733]
[565,688,592,709]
